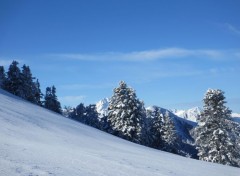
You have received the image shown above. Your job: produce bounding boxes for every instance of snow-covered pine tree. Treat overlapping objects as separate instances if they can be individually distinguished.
[195,89,240,167]
[108,81,145,143]
[0,66,6,89]
[146,106,165,149]
[162,111,180,154]
[5,61,22,96]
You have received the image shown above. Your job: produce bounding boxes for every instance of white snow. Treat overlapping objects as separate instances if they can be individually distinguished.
[171,107,202,122]
[0,89,239,176]
[232,113,240,118]
[172,107,240,124]
[96,98,109,118]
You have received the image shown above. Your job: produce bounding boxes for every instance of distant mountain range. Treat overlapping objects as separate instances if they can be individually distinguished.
[96,98,240,123]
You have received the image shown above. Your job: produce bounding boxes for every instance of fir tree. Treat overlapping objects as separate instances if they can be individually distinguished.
[85,104,99,128]
[44,86,62,114]
[0,66,6,89]
[146,106,165,149]
[32,79,43,106]
[107,81,145,143]
[51,86,62,114]
[73,103,86,122]
[21,64,35,102]
[195,89,240,167]
[162,111,180,154]
[5,61,22,96]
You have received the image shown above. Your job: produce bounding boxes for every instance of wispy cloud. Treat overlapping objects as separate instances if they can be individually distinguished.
[225,23,240,36]
[48,48,239,62]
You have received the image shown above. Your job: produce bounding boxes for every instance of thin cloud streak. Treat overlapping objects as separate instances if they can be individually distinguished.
[225,23,240,36]
[48,48,239,62]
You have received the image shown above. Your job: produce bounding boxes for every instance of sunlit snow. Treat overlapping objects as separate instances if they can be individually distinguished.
[0,89,239,176]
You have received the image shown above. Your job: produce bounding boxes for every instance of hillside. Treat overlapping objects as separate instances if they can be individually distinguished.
[0,89,239,176]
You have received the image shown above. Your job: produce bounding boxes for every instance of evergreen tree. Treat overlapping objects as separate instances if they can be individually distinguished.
[32,79,43,106]
[44,87,52,109]
[107,81,145,143]
[51,86,62,114]
[146,106,165,149]
[0,66,6,89]
[21,64,35,101]
[2,61,43,106]
[72,103,86,122]
[5,61,22,96]
[44,86,62,114]
[85,104,99,128]
[68,103,100,128]
[195,89,240,167]
[162,111,181,154]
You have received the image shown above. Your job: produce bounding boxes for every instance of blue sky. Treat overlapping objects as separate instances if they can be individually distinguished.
[0,0,240,112]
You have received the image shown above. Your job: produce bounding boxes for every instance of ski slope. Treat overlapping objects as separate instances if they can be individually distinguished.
[0,89,239,176]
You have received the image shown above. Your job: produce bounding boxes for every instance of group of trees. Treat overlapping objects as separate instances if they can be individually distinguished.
[67,103,99,128]
[65,81,193,157]
[1,62,239,167]
[0,61,42,105]
[145,108,181,154]
[66,81,240,167]
[0,61,62,114]
[106,81,183,155]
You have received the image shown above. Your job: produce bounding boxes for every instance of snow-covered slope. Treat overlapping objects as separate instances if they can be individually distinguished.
[0,89,239,176]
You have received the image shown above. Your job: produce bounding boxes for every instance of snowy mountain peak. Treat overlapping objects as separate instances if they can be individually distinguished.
[96,98,109,117]
[171,107,202,122]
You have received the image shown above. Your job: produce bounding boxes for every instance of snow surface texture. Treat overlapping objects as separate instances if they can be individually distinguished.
[0,89,239,176]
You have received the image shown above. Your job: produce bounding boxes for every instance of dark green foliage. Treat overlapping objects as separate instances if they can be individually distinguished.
[44,86,62,114]
[145,106,165,149]
[0,66,6,89]
[1,61,43,106]
[69,103,100,128]
[21,64,35,102]
[85,104,99,128]
[5,61,22,96]
[32,79,43,106]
